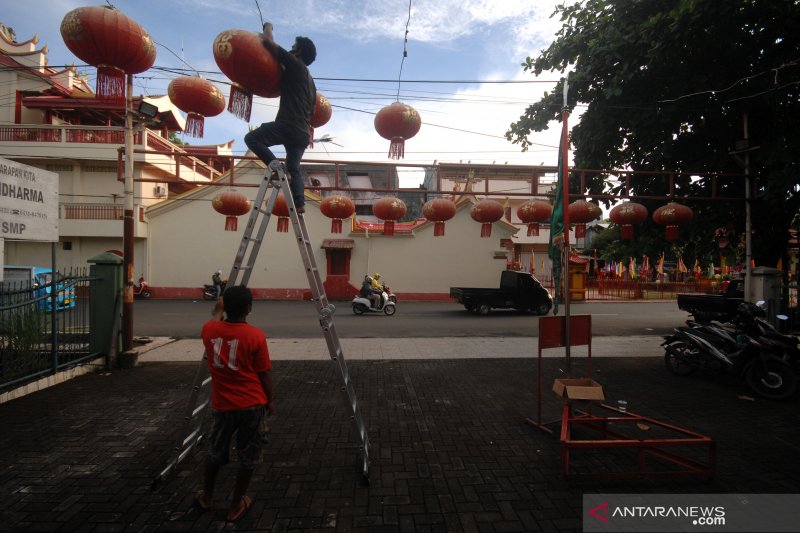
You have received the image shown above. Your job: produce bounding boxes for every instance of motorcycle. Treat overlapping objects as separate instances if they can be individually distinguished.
[383,285,397,304]
[133,276,153,298]
[202,281,226,300]
[352,290,396,316]
[662,302,798,400]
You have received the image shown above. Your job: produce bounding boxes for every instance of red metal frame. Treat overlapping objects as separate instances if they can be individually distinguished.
[559,403,716,480]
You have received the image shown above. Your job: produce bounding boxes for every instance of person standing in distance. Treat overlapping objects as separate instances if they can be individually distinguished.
[195,285,273,522]
[244,22,316,214]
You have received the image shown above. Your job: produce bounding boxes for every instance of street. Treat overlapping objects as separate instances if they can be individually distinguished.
[133,299,688,338]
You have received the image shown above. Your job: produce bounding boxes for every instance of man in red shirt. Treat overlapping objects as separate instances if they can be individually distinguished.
[195,285,272,522]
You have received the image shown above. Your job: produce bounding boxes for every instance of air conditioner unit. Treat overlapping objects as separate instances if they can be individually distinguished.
[153,186,167,198]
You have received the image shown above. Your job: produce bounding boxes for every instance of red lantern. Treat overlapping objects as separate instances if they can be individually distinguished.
[309,92,332,147]
[320,195,355,233]
[374,102,421,159]
[373,197,407,236]
[212,29,281,121]
[168,76,225,138]
[60,6,156,101]
[609,202,648,240]
[470,199,504,238]
[653,202,693,241]
[516,200,552,236]
[212,191,251,231]
[422,198,456,237]
[568,200,602,238]
[272,192,290,232]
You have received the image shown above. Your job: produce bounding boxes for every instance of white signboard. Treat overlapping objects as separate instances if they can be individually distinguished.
[0,156,59,241]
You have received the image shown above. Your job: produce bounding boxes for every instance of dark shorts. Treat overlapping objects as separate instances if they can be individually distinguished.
[208,405,268,469]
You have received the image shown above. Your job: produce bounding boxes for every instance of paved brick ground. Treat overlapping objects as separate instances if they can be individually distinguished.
[1,356,798,532]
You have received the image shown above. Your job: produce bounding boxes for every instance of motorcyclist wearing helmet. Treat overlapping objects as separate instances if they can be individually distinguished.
[371,273,385,307]
[361,275,381,309]
[212,269,227,299]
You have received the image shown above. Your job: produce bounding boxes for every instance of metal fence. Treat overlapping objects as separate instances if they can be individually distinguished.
[0,268,96,392]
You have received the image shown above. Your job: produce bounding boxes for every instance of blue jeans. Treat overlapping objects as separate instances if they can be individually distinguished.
[244,122,307,208]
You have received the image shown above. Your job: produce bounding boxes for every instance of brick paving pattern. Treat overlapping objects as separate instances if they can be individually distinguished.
[1,356,799,532]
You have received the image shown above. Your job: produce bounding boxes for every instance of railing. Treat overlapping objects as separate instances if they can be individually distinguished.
[0,124,220,181]
[61,203,145,222]
[0,268,95,391]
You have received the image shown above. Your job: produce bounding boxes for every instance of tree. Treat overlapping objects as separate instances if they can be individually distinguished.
[507,0,800,267]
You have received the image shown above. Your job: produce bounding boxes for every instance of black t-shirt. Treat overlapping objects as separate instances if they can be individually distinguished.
[273,45,316,144]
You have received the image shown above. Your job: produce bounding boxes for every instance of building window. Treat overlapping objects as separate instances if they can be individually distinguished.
[62,241,72,251]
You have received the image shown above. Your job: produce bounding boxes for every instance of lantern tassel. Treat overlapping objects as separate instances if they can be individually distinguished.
[224,216,238,231]
[621,225,633,240]
[331,219,342,234]
[527,223,539,237]
[575,223,587,238]
[666,226,679,241]
[481,223,492,238]
[277,217,289,233]
[388,137,405,160]
[309,126,314,148]
[383,220,395,236]
[96,65,126,102]
[185,113,205,138]
[228,83,252,122]
[434,221,445,237]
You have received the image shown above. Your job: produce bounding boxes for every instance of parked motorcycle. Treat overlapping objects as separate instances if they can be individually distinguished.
[133,276,153,299]
[202,281,226,300]
[352,290,396,316]
[662,302,798,400]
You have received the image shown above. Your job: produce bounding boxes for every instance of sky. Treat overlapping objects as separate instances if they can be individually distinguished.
[3,0,570,186]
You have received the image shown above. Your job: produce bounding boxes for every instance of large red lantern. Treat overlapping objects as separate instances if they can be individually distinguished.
[212,191,251,231]
[272,192,290,232]
[212,29,281,121]
[653,202,693,241]
[374,102,421,159]
[60,6,156,102]
[516,200,552,236]
[320,195,355,233]
[568,200,602,238]
[373,197,407,236]
[168,76,226,138]
[470,199,504,238]
[422,198,456,237]
[609,202,648,240]
[309,92,332,147]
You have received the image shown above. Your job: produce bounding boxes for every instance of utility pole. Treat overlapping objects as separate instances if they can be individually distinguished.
[122,74,135,355]
[730,113,758,302]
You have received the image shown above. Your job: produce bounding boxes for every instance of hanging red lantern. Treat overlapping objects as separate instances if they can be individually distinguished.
[309,92,332,147]
[167,76,226,138]
[470,199,504,238]
[422,198,456,237]
[60,6,156,102]
[373,197,407,236]
[272,192,290,232]
[212,29,281,121]
[568,200,602,238]
[609,202,648,240]
[516,200,552,236]
[212,190,251,231]
[374,101,421,159]
[653,202,693,241]
[320,195,355,233]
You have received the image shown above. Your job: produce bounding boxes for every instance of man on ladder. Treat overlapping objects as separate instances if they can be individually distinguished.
[244,21,316,214]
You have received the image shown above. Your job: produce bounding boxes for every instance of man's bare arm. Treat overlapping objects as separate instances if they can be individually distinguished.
[258,370,274,414]
[261,22,278,53]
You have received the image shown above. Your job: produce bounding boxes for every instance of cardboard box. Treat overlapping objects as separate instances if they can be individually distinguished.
[552,378,605,401]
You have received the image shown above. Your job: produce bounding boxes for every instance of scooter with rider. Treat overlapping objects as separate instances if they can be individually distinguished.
[352,274,396,315]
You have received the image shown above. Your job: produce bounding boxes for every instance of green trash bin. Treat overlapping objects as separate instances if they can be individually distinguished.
[87,252,123,361]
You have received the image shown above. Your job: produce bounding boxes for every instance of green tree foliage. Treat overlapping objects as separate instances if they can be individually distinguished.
[508,0,800,266]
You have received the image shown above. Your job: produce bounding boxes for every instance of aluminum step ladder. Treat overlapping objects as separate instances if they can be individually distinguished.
[152,161,370,489]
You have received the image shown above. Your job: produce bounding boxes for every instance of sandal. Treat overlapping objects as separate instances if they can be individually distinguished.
[194,491,212,511]
[227,495,253,522]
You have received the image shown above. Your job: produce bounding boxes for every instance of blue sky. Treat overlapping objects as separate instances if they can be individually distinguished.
[4,0,568,184]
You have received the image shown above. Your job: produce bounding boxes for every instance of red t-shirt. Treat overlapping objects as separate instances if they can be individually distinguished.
[201,320,271,412]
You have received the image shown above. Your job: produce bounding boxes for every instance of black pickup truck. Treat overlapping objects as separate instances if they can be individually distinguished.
[677,278,745,322]
[450,270,553,315]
